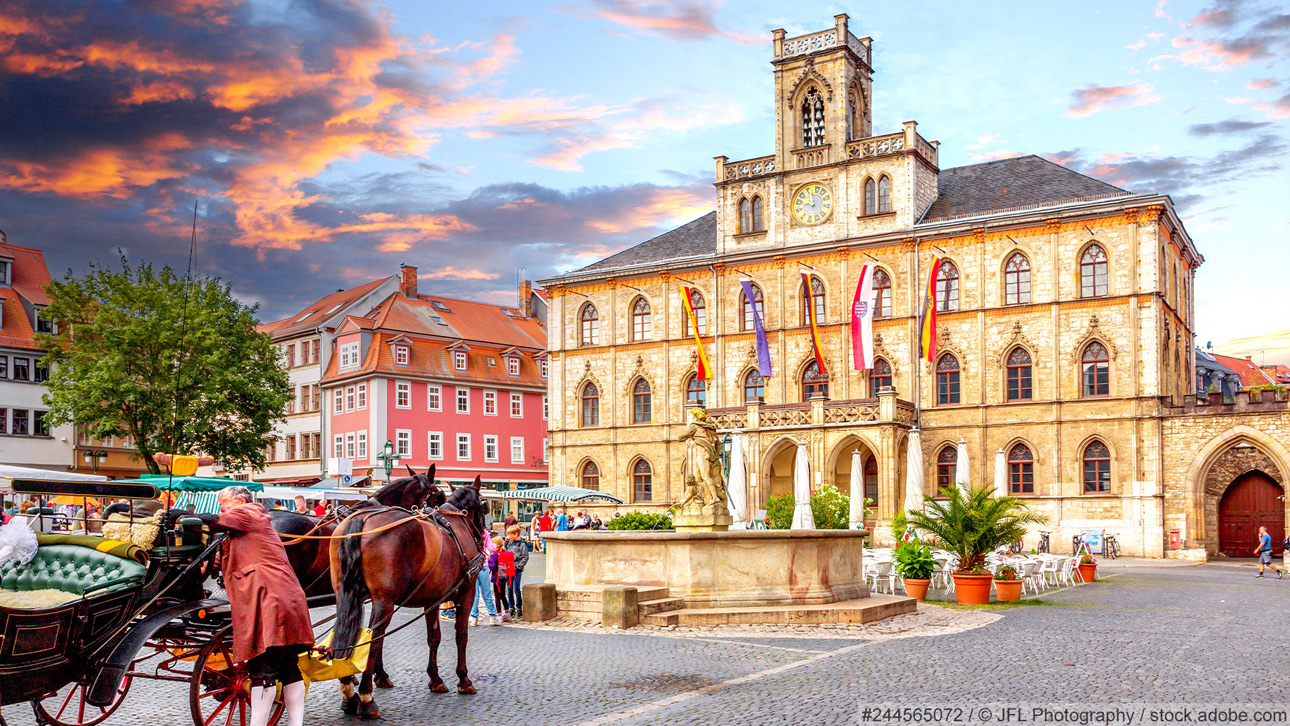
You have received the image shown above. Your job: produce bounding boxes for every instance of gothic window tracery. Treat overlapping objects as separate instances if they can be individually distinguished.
[801,88,825,147]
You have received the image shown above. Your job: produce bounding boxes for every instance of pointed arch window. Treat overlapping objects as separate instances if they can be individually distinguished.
[870,357,892,396]
[877,175,892,213]
[1008,443,1034,494]
[1082,440,1111,493]
[740,283,764,332]
[738,198,751,233]
[633,459,653,502]
[936,446,958,495]
[684,374,705,408]
[581,460,600,491]
[632,378,652,423]
[743,370,765,403]
[581,382,600,426]
[847,93,858,141]
[936,353,960,405]
[864,178,877,215]
[630,297,651,342]
[687,288,706,335]
[1006,347,1032,401]
[579,304,599,347]
[1081,342,1110,397]
[1080,244,1109,298]
[872,268,892,318]
[800,275,826,325]
[1004,252,1031,305]
[751,196,764,231]
[801,87,825,147]
[801,360,829,400]
[936,261,960,312]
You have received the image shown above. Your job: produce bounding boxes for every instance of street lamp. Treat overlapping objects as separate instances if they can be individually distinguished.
[376,439,403,481]
[82,449,108,475]
[719,433,732,480]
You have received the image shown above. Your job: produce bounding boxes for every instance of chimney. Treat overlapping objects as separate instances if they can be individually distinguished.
[400,265,417,298]
[519,279,532,317]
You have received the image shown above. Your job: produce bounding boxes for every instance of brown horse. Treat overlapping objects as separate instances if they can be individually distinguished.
[329,477,487,720]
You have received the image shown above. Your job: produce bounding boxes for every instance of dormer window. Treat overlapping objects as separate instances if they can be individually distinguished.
[507,357,520,376]
[539,358,548,379]
[395,346,409,366]
[34,308,52,334]
[454,351,467,371]
[0,259,10,286]
[339,342,359,371]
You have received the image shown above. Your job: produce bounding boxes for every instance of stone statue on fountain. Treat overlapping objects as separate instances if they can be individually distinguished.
[674,408,733,531]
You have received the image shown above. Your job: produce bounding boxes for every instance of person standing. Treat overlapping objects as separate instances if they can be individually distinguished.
[556,509,569,532]
[198,487,314,726]
[494,536,514,621]
[470,529,502,626]
[292,495,309,514]
[503,525,529,618]
[1254,526,1283,579]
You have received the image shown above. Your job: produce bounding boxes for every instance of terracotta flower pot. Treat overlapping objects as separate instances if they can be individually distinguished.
[994,579,1023,602]
[952,573,994,605]
[903,578,931,601]
[1077,562,1097,582]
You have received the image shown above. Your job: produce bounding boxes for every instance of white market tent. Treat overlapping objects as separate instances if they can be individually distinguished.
[261,485,370,502]
[0,464,107,493]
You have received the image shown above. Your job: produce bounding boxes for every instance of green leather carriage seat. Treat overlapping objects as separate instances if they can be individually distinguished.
[0,544,146,596]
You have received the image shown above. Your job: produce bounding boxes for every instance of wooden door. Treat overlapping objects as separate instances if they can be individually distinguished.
[1218,472,1285,557]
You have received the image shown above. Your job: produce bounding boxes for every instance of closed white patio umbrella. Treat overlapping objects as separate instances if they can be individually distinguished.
[848,449,864,530]
[903,430,924,513]
[955,439,971,490]
[994,448,1007,498]
[791,441,814,530]
[726,432,748,529]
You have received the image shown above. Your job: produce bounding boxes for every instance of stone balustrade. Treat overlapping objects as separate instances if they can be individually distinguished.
[721,154,777,181]
[708,391,911,433]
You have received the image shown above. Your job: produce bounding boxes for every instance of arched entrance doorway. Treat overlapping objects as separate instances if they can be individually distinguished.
[762,439,799,511]
[829,436,879,524]
[1218,471,1285,557]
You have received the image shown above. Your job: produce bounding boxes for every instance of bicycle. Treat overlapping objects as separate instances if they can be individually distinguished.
[1038,529,1051,554]
[1104,532,1121,559]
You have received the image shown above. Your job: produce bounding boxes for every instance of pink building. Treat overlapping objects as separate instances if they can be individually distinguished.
[321,267,549,499]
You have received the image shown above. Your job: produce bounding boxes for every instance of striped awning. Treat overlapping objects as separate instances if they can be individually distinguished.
[174,491,222,514]
[495,486,623,504]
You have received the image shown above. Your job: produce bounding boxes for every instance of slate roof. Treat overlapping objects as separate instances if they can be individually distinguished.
[921,155,1130,222]
[573,212,716,273]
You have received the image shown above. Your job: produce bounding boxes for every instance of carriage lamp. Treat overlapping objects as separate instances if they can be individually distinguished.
[82,448,108,474]
[719,434,732,480]
[376,439,403,481]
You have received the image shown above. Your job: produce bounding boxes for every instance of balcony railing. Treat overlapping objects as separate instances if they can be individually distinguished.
[779,29,871,66]
[723,154,777,181]
[709,394,910,433]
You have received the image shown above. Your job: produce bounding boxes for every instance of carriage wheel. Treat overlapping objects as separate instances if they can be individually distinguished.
[189,625,283,726]
[32,676,131,726]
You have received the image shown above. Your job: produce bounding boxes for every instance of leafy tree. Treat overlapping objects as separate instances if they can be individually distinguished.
[37,258,290,474]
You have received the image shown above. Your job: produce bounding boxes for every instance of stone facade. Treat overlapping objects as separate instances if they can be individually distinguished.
[540,15,1288,560]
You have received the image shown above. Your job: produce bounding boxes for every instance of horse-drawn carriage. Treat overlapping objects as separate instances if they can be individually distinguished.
[0,477,290,726]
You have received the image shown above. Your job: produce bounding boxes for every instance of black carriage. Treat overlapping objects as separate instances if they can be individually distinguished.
[0,479,286,726]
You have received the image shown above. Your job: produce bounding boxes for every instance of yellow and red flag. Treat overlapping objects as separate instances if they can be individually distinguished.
[801,271,827,376]
[680,285,712,380]
[919,256,942,362]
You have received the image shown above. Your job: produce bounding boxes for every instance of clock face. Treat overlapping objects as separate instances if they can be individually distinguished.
[792,183,833,225]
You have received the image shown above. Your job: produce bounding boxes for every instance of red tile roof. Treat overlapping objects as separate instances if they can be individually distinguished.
[367,293,546,349]
[1259,364,1290,385]
[322,332,546,388]
[0,287,38,351]
[1209,353,1276,388]
[0,242,53,306]
[258,276,395,339]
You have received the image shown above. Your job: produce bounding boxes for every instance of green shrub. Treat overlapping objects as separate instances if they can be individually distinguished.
[764,484,854,530]
[606,511,673,530]
[893,539,936,580]
[765,493,794,529]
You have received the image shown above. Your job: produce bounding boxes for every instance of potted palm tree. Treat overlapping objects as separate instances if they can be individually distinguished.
[906,484,1047,605]
[993,565,1023,602]
[893,538,935,601]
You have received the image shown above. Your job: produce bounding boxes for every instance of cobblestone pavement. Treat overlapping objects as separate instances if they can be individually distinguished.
[5,563,1287,726]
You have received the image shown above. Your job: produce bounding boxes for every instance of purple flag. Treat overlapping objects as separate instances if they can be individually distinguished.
[740,279,772,378]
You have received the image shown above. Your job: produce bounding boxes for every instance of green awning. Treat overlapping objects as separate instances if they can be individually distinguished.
[116,474,265,493]
[495,486,623,504]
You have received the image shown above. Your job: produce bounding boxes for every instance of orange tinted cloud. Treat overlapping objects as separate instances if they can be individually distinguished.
[421,267,500,281]
[1066,84,1160,117]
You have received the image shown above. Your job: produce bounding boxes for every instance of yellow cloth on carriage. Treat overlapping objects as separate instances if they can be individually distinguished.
[298,629,372,684]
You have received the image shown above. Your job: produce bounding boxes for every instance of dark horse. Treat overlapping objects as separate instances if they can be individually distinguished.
[330,476,488,720]
[269,466,445,599]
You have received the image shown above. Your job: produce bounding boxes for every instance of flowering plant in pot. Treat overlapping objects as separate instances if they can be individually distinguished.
[905,484,1047,605]
[893,539,936,601]
[993,565,1023,602]
[1077,552,1098,582]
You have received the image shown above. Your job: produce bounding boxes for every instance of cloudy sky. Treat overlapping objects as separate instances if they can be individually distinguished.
[0,0,1286,358]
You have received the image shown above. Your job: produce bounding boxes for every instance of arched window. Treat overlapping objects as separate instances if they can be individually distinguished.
[738,198,751,234]
[801,87,825,147]
[877,175,892,213]
[863,456,878,506]
[1082,440,1111,494]
[870,357,892,396]
[1081,342,1110,397]
[633,459,653,502]
[800,275,825,325]
[632,378,652,423]
[751,195,764,232]
[1008,443,1034,495]
[1004,252,1031,305]
[579,304,599,347]
[864,178,876,215]
[581,382,600,426]
[581,460,600,491]
[936,353,960,405]
[936,446,957,495]
[871,268,892,318]
[687,288,706,335]
[1006,347,1032,401]
[684,374,705,408]
[936,261,960,312]
[847,93,859,141]
[740,283,764,332]
[630,297,651,342]
[801,360,829,400]
[743,370,765,403]
[1080,244,1109,298]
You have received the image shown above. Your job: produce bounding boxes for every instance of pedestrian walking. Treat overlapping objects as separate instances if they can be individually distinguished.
[1254,525,1282,578]
[504,525,529,618]
[470,528,502,626]
[197,486,314,726]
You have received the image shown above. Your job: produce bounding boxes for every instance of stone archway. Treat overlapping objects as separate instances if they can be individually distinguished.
[1185,426,1290,557]
[760,438,799,512]
[1218,471,1284,557]
[827,434,880,525]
